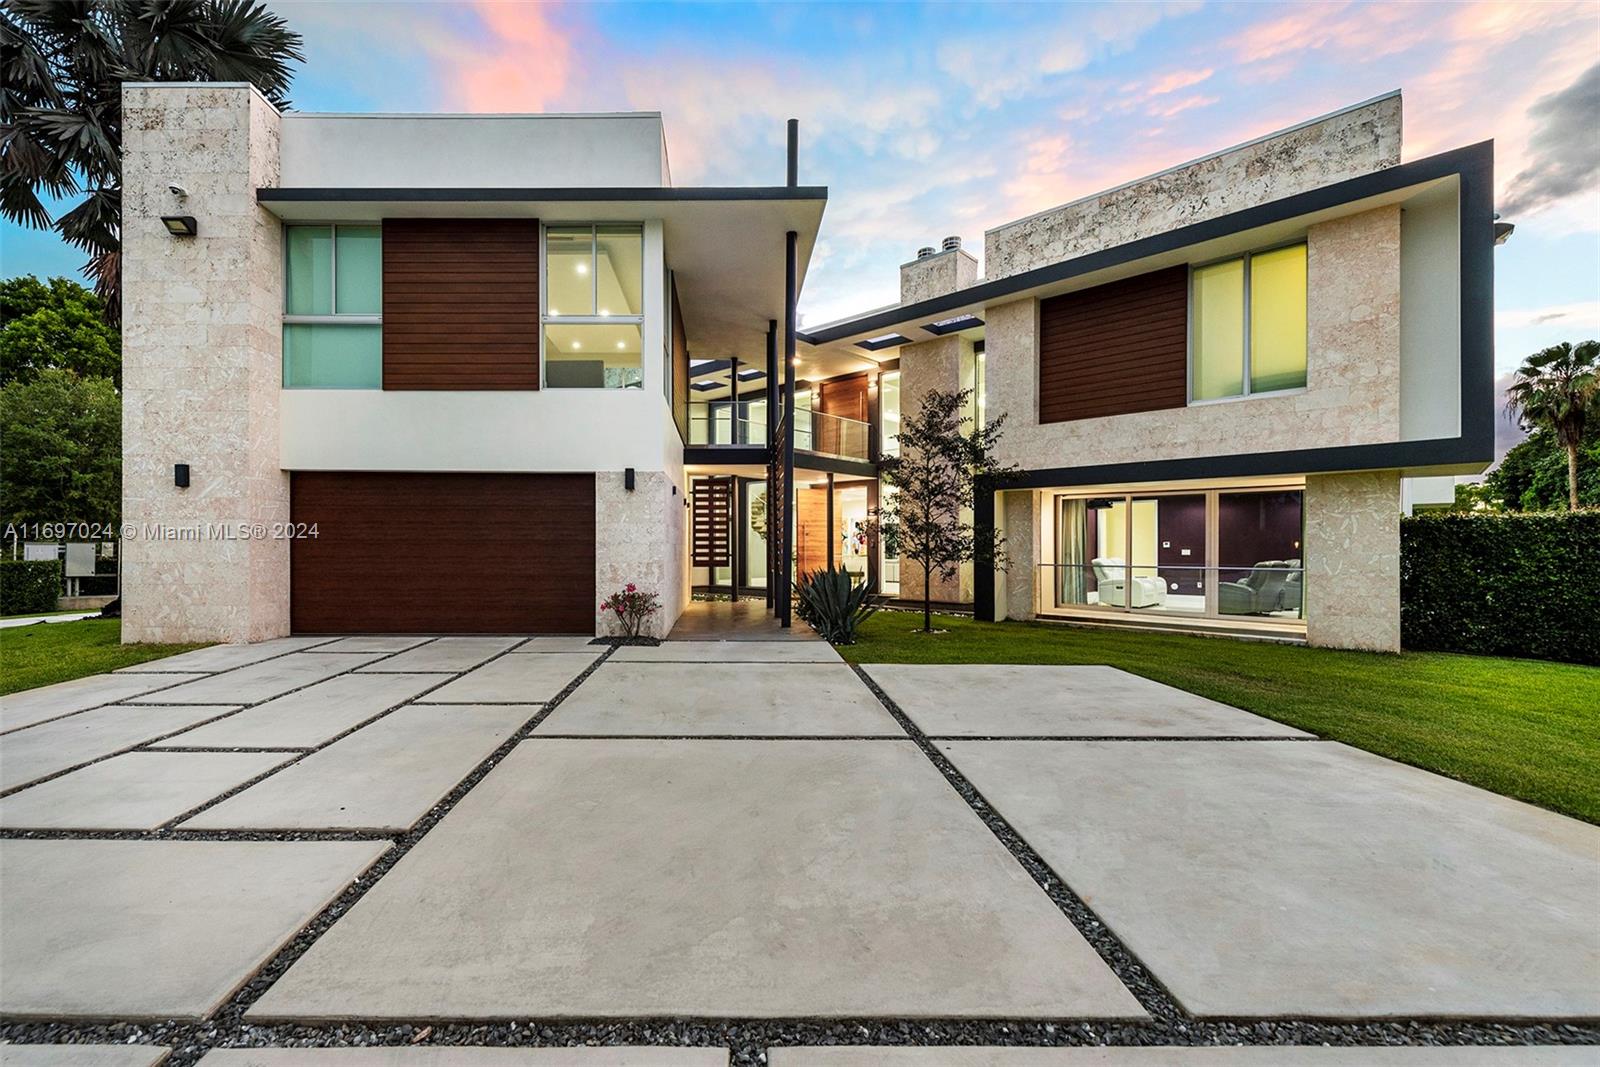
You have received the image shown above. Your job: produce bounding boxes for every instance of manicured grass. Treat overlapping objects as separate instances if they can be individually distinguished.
[0,618,209,696]
[0,609,91,620]
[840,612,1600,825]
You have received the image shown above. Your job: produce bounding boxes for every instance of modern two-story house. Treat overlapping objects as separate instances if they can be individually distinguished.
[120,86,1493,651]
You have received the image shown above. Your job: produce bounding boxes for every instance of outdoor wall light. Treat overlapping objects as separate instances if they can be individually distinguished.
[174,463,190,488]
[625,468,636,492]
[162,215,198,237]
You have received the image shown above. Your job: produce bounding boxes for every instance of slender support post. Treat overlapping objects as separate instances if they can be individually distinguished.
[786,119,799,187]
[826,472,835,572]
[764,320,777,610]
[780,230,798,627]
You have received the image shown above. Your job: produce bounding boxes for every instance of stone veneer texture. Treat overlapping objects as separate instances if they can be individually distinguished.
[1000,490,1038,621]
[595,470,686,638]
[1304,471,1402,652]
[121,84,289,643]
[900,247,979,305]
[983,94,1401,280]
[984,205,1403,472]
[895,335,965,605]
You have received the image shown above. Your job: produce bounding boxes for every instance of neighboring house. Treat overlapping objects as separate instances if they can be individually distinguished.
[120,85,1492,651]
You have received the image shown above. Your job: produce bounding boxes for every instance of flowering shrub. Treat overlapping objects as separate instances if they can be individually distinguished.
[599,582,661,638]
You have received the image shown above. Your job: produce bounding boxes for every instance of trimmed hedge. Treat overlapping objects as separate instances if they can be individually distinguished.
[1,559,62,616]
[1401,511,1600,665]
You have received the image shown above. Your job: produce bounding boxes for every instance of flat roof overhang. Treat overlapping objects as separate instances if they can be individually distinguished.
[256,185,827,363]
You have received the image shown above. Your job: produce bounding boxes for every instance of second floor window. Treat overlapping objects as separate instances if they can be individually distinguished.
[1191,243,1307,402]
[544,223,644,389]
[283,224,382,389]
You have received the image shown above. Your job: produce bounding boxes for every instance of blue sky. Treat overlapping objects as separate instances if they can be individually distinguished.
[5,0,1597,421]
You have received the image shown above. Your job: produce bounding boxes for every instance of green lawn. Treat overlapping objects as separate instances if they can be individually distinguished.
[839,612,1600,825]
[0,618,208,696]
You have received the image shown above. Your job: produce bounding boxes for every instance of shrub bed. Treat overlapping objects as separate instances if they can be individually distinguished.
[1,559,63,615]
[1401,511,1599,665]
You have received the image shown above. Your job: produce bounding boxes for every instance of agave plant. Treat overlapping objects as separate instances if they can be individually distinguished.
[795,566,878,644]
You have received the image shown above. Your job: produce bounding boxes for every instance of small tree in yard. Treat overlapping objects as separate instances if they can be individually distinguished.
[878,387,1017,633]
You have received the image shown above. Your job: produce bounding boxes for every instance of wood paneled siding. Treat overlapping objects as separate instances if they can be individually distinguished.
[1038,265,1189,423]
[816,373,870,459]
[382,219,540,390]
[290,472,595,633]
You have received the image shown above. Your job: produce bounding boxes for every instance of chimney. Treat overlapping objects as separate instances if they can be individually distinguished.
[900,235,979,304]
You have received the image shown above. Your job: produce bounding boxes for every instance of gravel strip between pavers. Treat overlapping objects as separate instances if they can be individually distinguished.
[3,647,1597,1065]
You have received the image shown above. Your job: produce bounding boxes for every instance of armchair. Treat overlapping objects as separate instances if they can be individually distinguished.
[1219,560,1297,615]
[1091,557,1167,608]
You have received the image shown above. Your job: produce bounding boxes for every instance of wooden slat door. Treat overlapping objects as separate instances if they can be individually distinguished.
[290,472,594,633]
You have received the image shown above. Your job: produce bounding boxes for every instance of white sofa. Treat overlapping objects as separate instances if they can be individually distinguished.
[1091,557,1167,608]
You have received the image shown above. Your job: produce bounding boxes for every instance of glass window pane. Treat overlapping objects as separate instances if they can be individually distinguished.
[334,225,382,314]
[1191,258,1244,400]
[545,226,594,317]
[283,324,381,388]
[879,371,900,457]
[1133,494,1204,613]
[595,224,643,316]
[285,226,333,315]
[544,322,642,389]
[1083,497,1128,609]
[745,480,768,589]
[1217,490,1304,618]
[1249,244,1308,393]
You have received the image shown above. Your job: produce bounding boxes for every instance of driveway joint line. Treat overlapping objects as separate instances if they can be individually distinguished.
[921,734,1325,742]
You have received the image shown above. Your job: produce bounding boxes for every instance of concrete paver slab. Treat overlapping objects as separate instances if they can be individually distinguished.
[0,674,207,733]
[0,839,387,1019]
[197,1049,728,1066]
[249,739,1144,1020]
[1,705,241,792]
[114,638,336,674]
[939,740,1600,1018]
[308,636,433,654]
[866,665,1308,737]
[0,751,289,830]
[358,638,520,673]
[127,654,385,705]
[154,673,445,749]
[0,1047,170,1066]
[417,653,599,704]
[538,663,901,736]
[611,641,841,663]
[767,1048,1600,1066]
[513,636,605,653]
[184,705,535,832]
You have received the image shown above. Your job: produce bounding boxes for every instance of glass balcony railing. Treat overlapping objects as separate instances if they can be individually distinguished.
[687,402,872,463]
[1037,562,1305,621]
[688,401,766,446]
[797,409,870,462]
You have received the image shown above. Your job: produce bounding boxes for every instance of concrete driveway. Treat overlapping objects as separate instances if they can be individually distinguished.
[0,636,1596,1066]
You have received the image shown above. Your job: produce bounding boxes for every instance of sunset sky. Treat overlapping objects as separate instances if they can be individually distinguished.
[3,0,1596,449]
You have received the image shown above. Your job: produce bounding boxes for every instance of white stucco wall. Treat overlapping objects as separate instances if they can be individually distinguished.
[121,83,290,643]
[278,113,669,188]
[1399,183,1462,441]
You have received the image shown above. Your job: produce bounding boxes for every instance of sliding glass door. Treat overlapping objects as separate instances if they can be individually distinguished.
[1050,486,1304,624]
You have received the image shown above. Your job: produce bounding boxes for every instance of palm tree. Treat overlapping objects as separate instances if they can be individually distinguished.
[1505,340,1600,510]
[1,1,304,323]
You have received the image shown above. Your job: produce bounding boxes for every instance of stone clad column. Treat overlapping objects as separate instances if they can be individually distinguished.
[1303,471,1402,652]
[121,84,288,643]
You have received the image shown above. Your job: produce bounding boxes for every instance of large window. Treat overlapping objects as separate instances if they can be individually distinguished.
[543,223,644,389]
[1191,243,1307,401]
[879,370,901,457]
[283,224,382,388]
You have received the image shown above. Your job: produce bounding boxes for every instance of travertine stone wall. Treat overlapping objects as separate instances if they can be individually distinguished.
[121,84,288,643]
[900,247,979,304]
[895,335,964,604]
[983,205,1402,471]
[999,490,1037,621]
[595,470,686,638]
[984,94,1401,280]
[1304,471,1402,652]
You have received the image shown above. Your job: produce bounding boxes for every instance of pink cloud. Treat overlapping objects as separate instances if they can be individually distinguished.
[1141,67,1215,96]
[443,3,575,112]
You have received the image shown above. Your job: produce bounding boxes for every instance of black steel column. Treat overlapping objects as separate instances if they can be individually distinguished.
[825,472,835,572]
[780,229,797,627]
[764,320,777,610]
[786,119,798,187]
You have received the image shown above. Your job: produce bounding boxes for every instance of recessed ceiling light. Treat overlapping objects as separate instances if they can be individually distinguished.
[615,341,626,350]
[549,307,560,316]
[572,340,583,350]
[599,308,610,316]
[575,263,589,275]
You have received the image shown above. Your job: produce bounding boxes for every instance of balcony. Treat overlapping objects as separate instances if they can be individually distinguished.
[686,402,872,464]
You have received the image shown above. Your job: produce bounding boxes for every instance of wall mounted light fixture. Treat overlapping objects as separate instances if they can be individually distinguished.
[624,468,636,492]
[161,215,198,237]
[174,463,191,488]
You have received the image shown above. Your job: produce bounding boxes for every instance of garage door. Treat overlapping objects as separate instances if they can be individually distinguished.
[290,472,596,634]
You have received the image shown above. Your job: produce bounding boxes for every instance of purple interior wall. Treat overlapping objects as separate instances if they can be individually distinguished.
[1218,491,1304,581]
[1155,495,1207,594]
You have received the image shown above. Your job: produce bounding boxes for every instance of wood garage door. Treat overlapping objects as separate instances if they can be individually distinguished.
[290,472,595,634]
